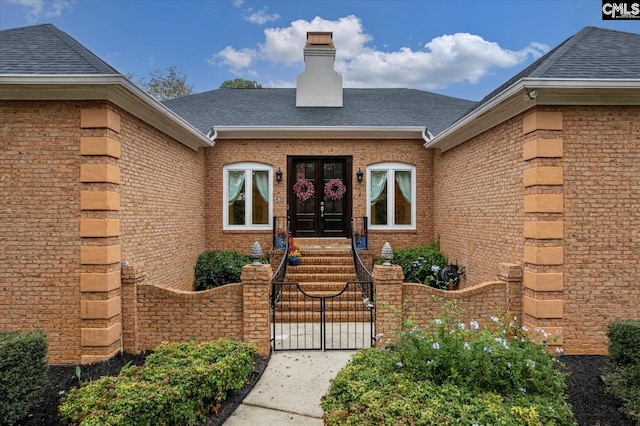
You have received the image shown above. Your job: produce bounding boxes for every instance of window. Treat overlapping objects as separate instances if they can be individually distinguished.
[223,163,272,229]
[367,163,415,229]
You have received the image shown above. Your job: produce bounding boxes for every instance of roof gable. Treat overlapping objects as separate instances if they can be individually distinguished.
[0,24,118,75]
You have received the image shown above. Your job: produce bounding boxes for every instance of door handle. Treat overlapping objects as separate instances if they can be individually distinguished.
[320,201,324,218]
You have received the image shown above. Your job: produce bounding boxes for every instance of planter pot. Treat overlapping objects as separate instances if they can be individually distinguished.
[356,236,367,250]
[276,236,285,249]
[289,257,299,266]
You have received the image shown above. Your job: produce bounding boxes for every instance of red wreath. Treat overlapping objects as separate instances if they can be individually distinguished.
[293,178,315,201]
[324,178,347,200]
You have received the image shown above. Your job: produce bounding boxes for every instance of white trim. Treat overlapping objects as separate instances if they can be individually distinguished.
[366,162,416,230]
[223,162,273,230]
[211,125,426,140]
[0,74,213,151]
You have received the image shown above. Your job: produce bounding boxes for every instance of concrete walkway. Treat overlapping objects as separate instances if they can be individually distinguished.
[223,351,355,425]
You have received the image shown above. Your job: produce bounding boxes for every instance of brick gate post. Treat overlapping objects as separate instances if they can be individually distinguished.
[373,264,404,348]
[241,263,272,356]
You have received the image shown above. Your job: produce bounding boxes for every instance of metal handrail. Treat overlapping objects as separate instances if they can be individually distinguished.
[351,217,373,283]
[271,218,290,284]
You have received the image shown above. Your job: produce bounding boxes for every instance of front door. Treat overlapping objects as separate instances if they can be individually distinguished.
[288,156,352,237]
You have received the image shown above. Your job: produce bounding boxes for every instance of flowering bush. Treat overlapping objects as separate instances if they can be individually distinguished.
[322,303,576,425]
[288,234,300,257]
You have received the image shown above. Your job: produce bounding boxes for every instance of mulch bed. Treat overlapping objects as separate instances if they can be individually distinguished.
[16,354,632,426]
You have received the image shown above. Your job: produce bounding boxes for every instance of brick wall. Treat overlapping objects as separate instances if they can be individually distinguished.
[204,139,434,256]
[1,100,83,363]
[561,105,640,353]
[136,283,243,350]
[433,115,525,287]
[118,108,206,291]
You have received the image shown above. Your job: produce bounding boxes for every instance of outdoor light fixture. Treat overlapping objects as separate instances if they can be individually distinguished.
[356,168,363,183]
[275,168,283,183]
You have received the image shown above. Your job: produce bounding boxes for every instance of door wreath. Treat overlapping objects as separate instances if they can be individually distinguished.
[324,178,347,200]
[293,178,315,201]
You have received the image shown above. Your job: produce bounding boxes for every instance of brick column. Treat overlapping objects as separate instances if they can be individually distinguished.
[521,110,564,348]
[497,263,523,320]
[373,264,404,347]
[241,264,272,356]
[79,108,123,364]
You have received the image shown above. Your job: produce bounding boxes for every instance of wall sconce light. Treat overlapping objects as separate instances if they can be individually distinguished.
[275,168,283,183]
[356,168,363,183]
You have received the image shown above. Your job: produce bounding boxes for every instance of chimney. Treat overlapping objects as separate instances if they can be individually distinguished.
[296,32,343,107]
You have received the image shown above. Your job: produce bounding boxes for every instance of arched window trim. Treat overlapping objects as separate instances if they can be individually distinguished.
[366,162,416,230]
[223,162,273,230]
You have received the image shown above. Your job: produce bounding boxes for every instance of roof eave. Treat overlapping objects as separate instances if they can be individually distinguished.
[0,74,213,151]
[427,78,640,152]
[213,126,427,140]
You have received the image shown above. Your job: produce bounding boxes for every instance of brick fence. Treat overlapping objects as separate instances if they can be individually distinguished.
[127,262,520,356]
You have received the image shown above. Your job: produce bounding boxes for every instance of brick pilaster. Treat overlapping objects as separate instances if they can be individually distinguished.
[373,264,404,347]
[241,264,272,356]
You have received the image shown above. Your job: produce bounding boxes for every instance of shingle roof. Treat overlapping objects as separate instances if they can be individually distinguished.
[0,24,118,75]
[163,88,477,136]
[478,26,640,105]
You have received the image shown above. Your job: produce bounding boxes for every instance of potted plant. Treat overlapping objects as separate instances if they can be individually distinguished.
[276,227,286,249]
[355,229,367,249]
[288,235,301,265]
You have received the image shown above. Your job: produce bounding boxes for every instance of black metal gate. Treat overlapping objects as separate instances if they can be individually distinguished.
[271,281,375,351]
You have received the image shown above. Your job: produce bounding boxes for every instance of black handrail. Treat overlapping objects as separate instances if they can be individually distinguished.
[272,217,290,284]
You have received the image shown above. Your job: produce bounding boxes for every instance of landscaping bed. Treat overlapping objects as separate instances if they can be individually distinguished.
[15,353,631,426]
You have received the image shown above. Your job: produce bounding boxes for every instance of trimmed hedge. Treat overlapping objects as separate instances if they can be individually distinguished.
[194,250,252,291]
[0,330,49,426]
[375,243,448,285]
[606,319,640,423]
[59,339,257,426]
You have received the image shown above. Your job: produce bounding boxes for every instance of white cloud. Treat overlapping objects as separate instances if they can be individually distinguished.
[208,46,257,71]
[10,0,73,23]
[207,15,549,91]
[244,7,280,25]
[232,0,243,7]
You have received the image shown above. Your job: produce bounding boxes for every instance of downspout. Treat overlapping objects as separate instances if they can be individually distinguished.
[422,127,432,148]
[207,127,218,146]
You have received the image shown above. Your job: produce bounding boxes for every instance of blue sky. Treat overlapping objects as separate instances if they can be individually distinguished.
[1,0,639,101]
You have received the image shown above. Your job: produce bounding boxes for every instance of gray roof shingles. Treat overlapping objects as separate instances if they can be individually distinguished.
[163,88,477,136]
[0,24,118,75]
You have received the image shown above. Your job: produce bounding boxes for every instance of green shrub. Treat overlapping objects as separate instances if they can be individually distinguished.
[375,243,448,285]
[322,304,576,426]
[0,330,49,426]
[606,319,640,423]
[194,250,252,291]
[59,339,256,426]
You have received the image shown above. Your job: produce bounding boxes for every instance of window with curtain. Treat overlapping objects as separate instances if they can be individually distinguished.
[367,163,415,229]
[224,163,272,229]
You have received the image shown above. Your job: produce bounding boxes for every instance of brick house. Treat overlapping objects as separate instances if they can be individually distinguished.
[1,24,638,363]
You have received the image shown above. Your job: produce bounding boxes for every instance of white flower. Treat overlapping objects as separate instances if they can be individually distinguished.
[507,362,512,369]
[490,316,499,323]
[464,342,471,350]
[431,265,441,272]
[435,319,442,325]
[526,359,536,369]
[362,297,369,304]
[521,326,529,332]
[432,342,440,350]
[555,347,565,355]
[519,386,527,394]
[396,361,403,368]
[427,360,432,365]
[458,323,466,330]
[484,346,493,354]
[495,337,508,349]
[470,320,479,330]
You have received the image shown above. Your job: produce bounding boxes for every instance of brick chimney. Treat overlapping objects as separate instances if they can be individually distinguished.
[296,32,343,107]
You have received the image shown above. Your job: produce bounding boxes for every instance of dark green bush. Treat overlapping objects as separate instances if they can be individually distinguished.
[606,319,640,423]
[194,250,252,291]
[375,242,448,284]
[59,338,257,426]
[0,330,49,426]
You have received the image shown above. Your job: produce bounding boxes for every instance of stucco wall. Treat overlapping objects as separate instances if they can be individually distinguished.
[433,114,525,287]
[204,139,435,256]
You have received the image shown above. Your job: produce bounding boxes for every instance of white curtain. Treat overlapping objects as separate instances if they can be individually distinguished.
[395,171,412,202]
[254,171,269,201]
[228,171,245,204]
[370,170,387,204]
